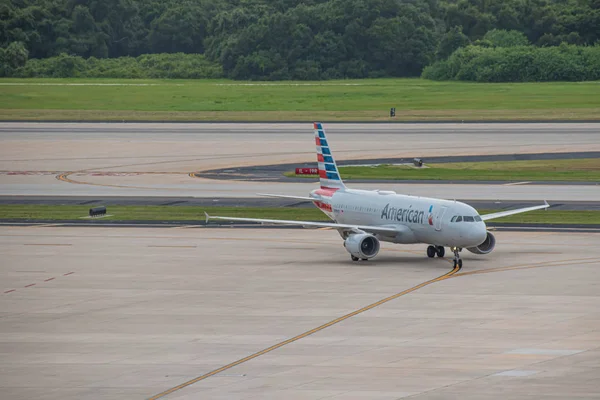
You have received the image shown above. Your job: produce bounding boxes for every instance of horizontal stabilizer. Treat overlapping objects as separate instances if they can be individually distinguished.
[257,193,319,202]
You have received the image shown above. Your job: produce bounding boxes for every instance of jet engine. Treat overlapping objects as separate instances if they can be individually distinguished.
[344,233,380,259]
[466,231,496,254]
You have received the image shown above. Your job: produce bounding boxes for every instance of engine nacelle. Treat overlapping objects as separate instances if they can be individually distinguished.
[344,233,380,259]
[466,231,496,254]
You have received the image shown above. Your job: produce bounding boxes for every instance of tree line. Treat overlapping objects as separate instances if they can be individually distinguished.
[423,41,600,82]
[2,0,599,81]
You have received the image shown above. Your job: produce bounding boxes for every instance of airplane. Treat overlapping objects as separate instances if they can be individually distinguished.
[205,122,550,267]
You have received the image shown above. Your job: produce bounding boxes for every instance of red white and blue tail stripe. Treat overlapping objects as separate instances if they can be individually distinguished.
[314,122,346,191]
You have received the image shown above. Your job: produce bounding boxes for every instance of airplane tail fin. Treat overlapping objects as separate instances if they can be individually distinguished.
[314,122,346,191]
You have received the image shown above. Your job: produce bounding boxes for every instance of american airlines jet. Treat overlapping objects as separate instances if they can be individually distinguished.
[206,122,549,267]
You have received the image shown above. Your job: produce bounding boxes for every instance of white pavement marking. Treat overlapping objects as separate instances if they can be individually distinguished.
[506,349,584,356]
[493,370,540,377]
[504,181,532,186]
[171,225,204,229]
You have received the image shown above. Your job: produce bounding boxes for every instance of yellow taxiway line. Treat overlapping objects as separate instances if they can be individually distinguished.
[148,263,461,399]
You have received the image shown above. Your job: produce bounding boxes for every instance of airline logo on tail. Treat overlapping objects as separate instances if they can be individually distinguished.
[314,122,346,191]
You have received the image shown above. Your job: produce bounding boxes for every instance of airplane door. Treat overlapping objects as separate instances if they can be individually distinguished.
[434,206,447,231]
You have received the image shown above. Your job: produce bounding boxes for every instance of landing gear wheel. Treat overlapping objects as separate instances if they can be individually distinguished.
[436,246,445,258]
[361,258,368,261]
[451,247,463,269]
[351,255,359,262]
[427,245,436,258]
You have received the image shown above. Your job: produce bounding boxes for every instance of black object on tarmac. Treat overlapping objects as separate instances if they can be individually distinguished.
[89,206,107,217]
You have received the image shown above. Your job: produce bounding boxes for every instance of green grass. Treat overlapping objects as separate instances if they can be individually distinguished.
[286,159,600,181]
[0,205,598,225]
[478,210,599,225]
[1,78,599,121]
[0,205,329,221]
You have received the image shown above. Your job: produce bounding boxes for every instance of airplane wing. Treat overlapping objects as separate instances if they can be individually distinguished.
[257,193,319,202]
[480,201,550,221]
[204,212,400,235]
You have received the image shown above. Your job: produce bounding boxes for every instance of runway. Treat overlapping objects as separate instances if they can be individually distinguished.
[1,122,599,200]
[2,227,599,399]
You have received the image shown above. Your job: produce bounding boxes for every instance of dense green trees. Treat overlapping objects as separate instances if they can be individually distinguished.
[422,44,600,81]
[1,0,599,81]
[13,53,223,78]
[0,41,29,76]
[439,0,600,46]
[205,0,440,79]
[480,29,529,47]
[0,0,227,60]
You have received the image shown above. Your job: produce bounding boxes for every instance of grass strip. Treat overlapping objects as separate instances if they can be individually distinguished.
[285,159,600,182]
[0,205,598,225]
[3,109,600,122]
[0,205,328,222]
[1,78,599,121]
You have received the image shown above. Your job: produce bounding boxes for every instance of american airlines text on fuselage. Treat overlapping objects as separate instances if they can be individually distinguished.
[380,203,428,224]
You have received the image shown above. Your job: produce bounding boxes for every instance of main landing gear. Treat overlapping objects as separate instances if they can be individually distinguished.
[426,245,445,258]
[351,256,369,262]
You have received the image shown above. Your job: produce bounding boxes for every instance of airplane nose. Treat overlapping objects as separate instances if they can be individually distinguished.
[473,222,487,244]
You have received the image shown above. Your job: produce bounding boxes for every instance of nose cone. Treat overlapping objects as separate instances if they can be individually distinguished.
[463,221,487,246]
[472,222,488,245]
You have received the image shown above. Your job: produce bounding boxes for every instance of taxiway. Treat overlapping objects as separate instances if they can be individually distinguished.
[1,227,599,399]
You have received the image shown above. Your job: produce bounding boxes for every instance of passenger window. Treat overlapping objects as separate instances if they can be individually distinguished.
[474,216,482,222]
[464,216,475,222]
[456,216,462,222]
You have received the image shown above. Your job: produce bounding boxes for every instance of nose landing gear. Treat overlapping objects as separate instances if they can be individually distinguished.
[451,247,463,268]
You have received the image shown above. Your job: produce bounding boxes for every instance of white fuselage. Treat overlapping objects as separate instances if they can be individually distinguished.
[312,188,488,248]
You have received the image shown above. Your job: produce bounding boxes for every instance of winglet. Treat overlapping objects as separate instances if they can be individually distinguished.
[544,200,549,209]
[204,211,210,224]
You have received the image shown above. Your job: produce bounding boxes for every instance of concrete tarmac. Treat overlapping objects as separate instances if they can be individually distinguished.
[2,226,599,399]
[1,122,599,200]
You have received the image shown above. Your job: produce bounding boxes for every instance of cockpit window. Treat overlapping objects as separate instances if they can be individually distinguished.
[452,215,480,222]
